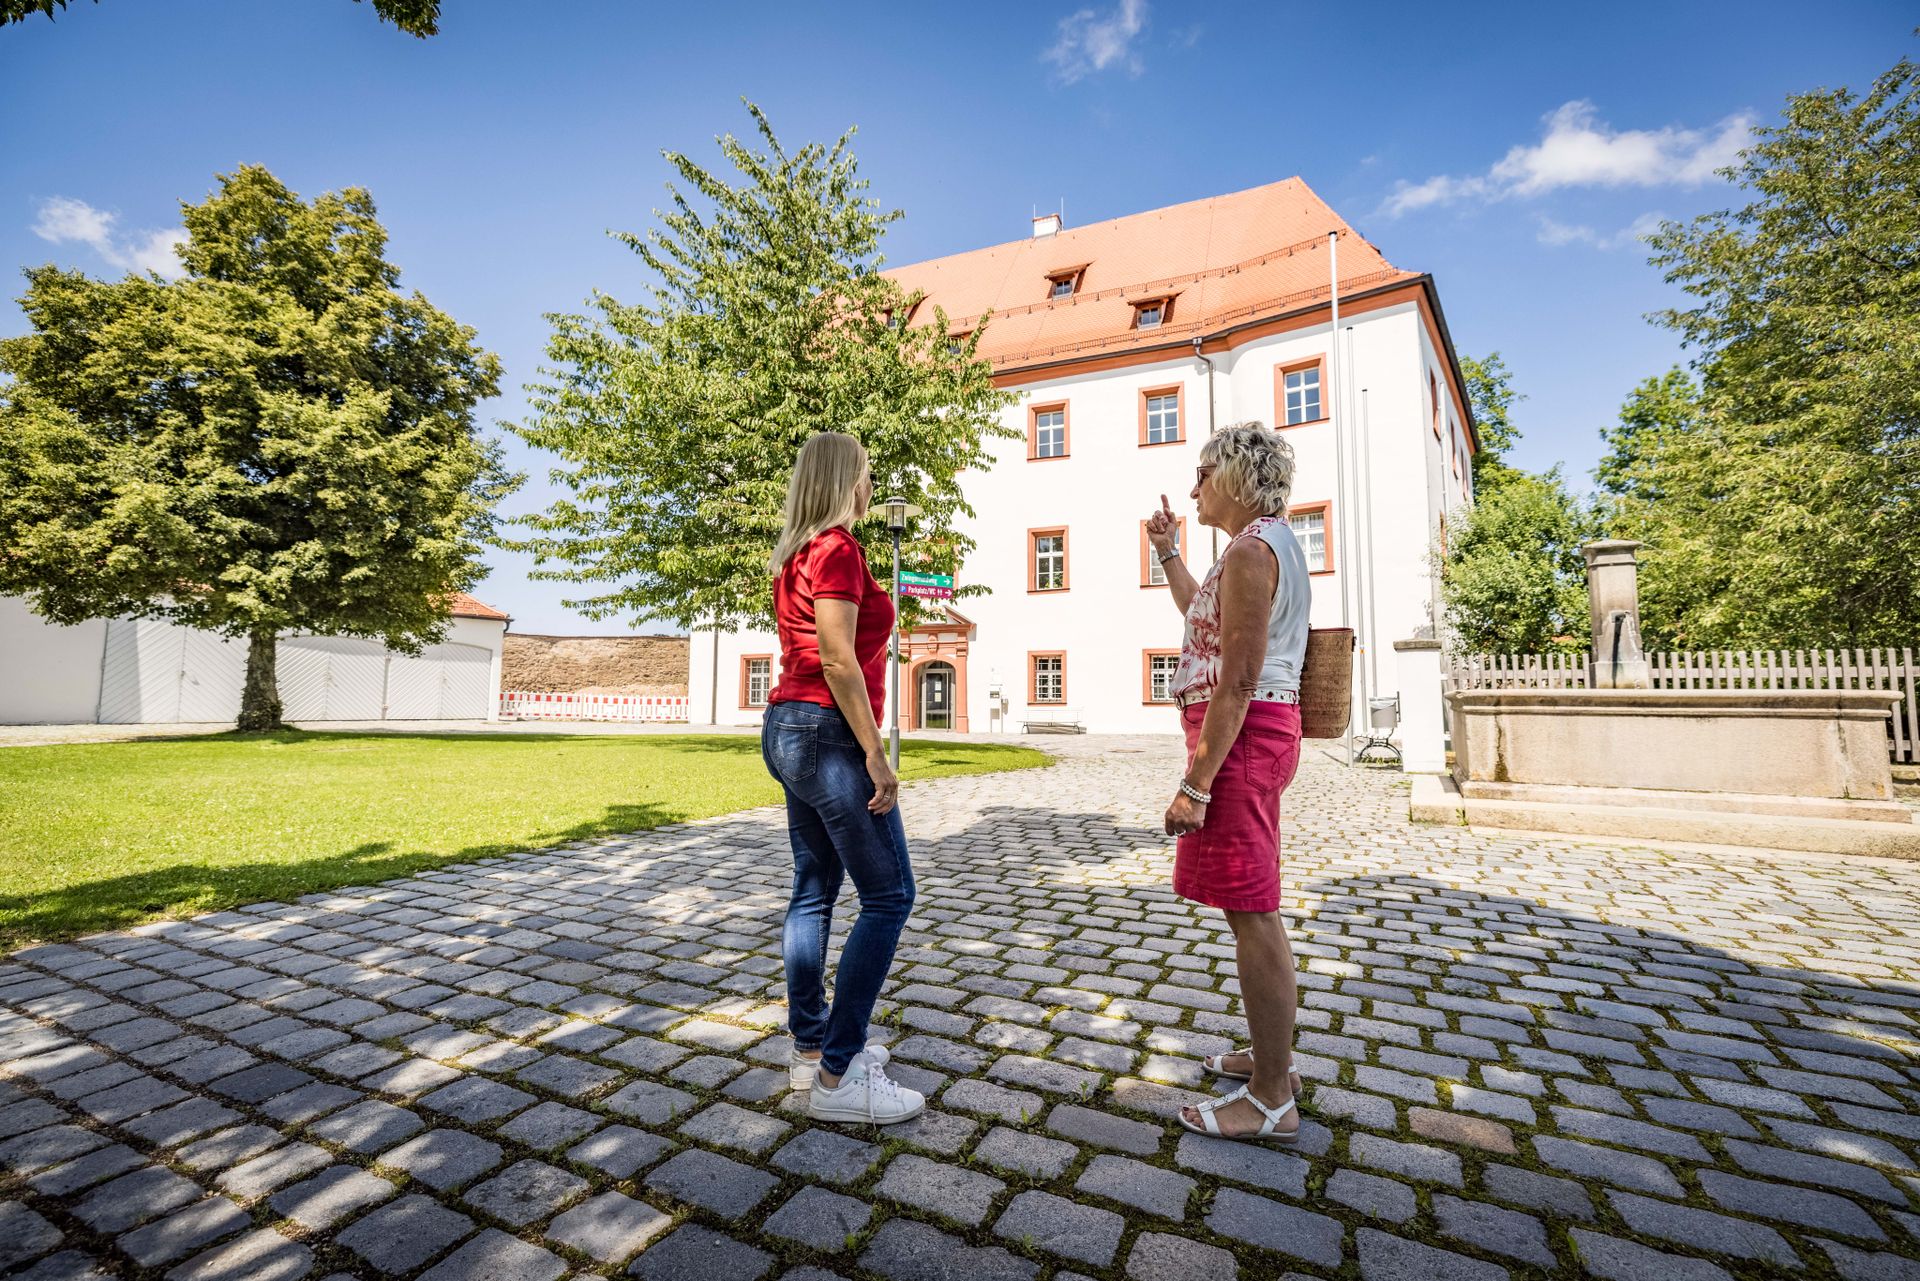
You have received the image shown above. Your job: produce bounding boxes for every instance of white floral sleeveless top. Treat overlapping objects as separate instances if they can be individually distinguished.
[1169,514,1312,702]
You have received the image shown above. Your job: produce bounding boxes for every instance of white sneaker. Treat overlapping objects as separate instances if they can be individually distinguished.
[789,1044,890,1092]
[807,1057,925,1124]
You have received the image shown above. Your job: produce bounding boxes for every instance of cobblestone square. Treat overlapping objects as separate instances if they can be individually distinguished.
[1,735,1917,1279]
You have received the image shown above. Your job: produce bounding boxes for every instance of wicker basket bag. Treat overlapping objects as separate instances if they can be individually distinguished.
[1299,628,1354,739]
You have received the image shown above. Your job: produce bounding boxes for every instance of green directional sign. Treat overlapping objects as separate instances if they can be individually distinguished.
[898,571,954,600]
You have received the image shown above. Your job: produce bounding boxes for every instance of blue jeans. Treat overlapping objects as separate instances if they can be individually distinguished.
[761,700,916,1076]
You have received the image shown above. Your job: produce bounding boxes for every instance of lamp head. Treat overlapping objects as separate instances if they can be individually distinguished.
[881,497,922,531]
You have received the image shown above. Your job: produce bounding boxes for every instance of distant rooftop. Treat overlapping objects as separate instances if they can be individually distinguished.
[448,592,509,621]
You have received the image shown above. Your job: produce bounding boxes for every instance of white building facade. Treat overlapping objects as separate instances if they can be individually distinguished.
[692,180,1476,735]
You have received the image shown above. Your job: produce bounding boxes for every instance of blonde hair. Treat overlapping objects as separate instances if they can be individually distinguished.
[770,432,870,571]
[1200,422,1296,514]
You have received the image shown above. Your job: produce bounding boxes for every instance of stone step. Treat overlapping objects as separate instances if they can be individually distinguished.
[1459,793,1920,859]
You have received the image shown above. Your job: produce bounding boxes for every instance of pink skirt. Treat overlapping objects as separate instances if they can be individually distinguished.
[1174,700,1302,913]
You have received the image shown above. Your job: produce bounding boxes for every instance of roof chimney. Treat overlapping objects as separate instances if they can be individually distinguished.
[1032,211,1063,238]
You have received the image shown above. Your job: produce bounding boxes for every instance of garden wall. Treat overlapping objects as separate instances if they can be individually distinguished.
[502,633,689,696]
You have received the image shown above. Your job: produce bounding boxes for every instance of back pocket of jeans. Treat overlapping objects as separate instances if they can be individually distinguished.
[1243,733,1289,791]
[769,723,818,783]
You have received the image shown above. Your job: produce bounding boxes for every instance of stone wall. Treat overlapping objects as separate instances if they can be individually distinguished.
[501,633,689,696]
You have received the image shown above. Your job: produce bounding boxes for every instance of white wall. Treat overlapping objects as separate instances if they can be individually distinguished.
[448,616,508,722]
[0,596,108,724]
[0,595,507,724]
[695,298,1456,735]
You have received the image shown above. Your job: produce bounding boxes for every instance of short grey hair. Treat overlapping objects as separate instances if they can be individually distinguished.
[1200,422,1296,515]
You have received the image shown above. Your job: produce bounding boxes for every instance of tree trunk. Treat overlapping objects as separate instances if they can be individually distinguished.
[237,630,284,732]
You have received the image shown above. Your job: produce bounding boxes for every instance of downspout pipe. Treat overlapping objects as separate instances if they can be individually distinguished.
[1193,336,1218,559]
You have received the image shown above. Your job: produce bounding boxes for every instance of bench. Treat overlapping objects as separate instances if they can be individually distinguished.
[1021,706,1086,734]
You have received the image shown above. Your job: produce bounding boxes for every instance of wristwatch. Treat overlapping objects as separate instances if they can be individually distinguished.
[1156,547,1181,564]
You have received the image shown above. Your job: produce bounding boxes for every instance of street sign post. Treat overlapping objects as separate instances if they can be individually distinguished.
[898,571,954,601]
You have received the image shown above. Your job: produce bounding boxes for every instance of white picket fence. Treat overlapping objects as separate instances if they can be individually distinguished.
[1445,648,1919,764]
[1447,651,1593,690]
[500,690,690,723]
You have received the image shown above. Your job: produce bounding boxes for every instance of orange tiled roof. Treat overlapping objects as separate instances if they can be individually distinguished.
[887,178,1420,373]
[449,592,510,621]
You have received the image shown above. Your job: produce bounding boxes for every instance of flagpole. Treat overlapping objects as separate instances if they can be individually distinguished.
[1327,232,1354,768]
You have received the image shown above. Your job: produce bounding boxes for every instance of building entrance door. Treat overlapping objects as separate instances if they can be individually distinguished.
[918,661,955,730]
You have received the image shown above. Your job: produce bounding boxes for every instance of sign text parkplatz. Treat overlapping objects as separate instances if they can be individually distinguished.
[898,571,954,601]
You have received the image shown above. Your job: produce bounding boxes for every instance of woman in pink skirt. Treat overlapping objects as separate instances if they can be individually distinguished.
[1146,422,1310,1143]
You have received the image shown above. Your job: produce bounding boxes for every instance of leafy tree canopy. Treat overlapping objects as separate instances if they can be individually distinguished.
[1439,468,1600,655]
[511,102,1016,632]
[1458,351,1524,496]
[1623,55,1920,647]
[0,165,513,728]
[1595,367,1700,506]
[2,0,438,34]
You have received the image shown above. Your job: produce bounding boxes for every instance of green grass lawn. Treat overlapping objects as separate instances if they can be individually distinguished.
[0,730,1050,948]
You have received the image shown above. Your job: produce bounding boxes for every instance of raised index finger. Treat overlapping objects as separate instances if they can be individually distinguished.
[1160,493,1173,517]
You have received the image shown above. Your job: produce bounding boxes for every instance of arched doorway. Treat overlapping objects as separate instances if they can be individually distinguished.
[900,608,972,732]
[917,661,957,730]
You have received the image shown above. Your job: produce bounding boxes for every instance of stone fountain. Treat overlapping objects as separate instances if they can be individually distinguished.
[1414,541,1918,857]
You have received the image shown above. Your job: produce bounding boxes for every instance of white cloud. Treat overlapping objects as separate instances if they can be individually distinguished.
[1045,0,1148,85]
[1535,211,1669,250]
[32,195,116,247]
[1383,101,1754,217]
[31,195,186,278]
[1536,216,1597,247]
[1382,173,1490,217]
[120,228,189,276]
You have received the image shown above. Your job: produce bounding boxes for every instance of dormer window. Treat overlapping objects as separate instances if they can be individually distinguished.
[1044,265,1087,301]
[947,330,972,355]
[1132,295,1173,329]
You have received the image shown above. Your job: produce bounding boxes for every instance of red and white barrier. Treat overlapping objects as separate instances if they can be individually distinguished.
[499,690,691,723]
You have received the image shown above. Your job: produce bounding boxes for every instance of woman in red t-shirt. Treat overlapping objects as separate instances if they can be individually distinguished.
[760,432,924,1125]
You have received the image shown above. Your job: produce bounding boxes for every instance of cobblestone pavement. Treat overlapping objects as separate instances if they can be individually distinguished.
[3,735,1919,1281]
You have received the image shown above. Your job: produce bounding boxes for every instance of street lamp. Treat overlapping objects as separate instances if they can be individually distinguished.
[882,497,921,770]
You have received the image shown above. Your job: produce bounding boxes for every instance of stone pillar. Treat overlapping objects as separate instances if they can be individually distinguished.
[1393,639,1446,773]
[1583,539,1651,689]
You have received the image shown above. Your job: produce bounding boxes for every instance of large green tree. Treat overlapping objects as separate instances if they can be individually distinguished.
[2,0,438,34]
[511,104,1015,634]
[1625,56,1920,646]
[0,166,514,730]
[1436,349,1592,653]
[1595,367,1700,507]
[1458,351,1524,496]
[1439,468,1599,654]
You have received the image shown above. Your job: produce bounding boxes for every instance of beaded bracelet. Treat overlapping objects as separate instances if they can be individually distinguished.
[1178,780,1212,804]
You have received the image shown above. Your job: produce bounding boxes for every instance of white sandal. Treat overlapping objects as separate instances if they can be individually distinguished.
[1178,1083,1299,1143]
[1201,1048,1300,1087]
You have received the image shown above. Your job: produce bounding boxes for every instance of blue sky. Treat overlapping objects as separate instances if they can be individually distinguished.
[3,0,1912,633]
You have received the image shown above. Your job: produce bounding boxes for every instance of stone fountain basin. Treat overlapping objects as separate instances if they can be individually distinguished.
[1448,688,1904,818]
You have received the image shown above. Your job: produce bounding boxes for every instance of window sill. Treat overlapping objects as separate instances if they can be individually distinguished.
[1278,415,1330,429]
[1137,438,1185,449]
[1027,454,1072,462]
